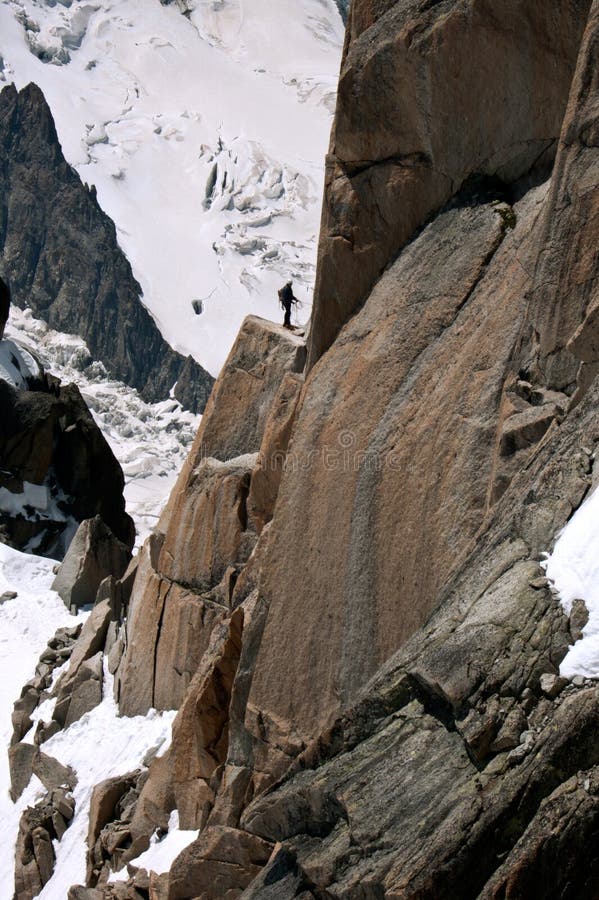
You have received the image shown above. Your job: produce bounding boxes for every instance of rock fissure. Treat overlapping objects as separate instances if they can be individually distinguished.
[151,582,173,711]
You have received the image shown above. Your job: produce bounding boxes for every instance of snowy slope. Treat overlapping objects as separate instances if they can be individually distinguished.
[0,543,177,899]
[0,0,344,375]
[0,310,196,897]
[0,544,88,896]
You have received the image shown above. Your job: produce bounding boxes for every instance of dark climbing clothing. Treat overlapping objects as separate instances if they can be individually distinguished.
[0,277,10,340]
[279,283,298,328]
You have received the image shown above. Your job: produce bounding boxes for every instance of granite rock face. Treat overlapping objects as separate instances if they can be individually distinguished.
[306,0,592,369]
[41,2,599,898]
[0,82,213,412]
[114,318,305,719]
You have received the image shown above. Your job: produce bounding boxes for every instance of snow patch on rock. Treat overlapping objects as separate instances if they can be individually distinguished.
[108,809,198,882]
[0,337,43,388]
[544,484,599,678]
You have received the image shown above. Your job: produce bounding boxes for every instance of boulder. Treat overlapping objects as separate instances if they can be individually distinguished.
[87,771,141,886]
[52,601,111,728]
[570,598,590,642]
[54,651,104,728]
[52,516,131,610]
[9,742,37,801]
[14,787,76,900]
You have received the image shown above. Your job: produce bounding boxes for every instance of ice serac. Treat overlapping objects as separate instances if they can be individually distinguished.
[0,82,214,412]
[306,0,592,369]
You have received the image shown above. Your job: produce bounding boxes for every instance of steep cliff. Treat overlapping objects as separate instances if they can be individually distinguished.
[20,1,599,897]
[306,0,591,368]
[0,82,214,413]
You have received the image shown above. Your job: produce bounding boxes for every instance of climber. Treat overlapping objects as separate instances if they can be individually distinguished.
[278,280,299,329]
[0,276,10,341]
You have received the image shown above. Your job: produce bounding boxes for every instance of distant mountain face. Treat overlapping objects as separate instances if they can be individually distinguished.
[335,0,350,22]
[0,0,344,376]
[0,82,214,412]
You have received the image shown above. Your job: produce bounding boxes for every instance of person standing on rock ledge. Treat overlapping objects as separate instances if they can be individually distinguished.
[279,280,299,329]
[0,276,10,340]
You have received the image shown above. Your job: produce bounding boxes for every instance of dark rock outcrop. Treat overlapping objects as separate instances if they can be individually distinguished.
[0,274,9,338]
[0,82,214,412]
[0,370,134,558]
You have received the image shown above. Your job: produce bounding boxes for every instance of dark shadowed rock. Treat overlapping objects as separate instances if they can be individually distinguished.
[0,275,10,338]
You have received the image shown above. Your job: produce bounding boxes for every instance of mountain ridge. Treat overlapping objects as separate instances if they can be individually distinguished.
[0,81,214,413]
